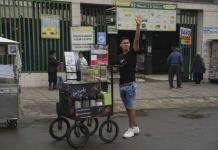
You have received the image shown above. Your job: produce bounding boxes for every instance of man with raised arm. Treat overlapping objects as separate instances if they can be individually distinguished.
[118,16,142,138]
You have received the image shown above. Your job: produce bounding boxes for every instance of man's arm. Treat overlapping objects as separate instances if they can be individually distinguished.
[133,16,142,51]
[167,55,171,65]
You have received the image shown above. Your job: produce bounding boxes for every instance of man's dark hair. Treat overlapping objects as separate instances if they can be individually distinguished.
[49,50,55,56]
[79,51,83,55]
[120,36,130,44]
[171,44,177,50]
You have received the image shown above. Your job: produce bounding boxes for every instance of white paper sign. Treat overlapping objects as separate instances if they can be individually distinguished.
[71,26,94,45]
[64,52,75,66]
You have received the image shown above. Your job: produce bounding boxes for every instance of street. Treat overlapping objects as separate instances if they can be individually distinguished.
[0,107,218,150]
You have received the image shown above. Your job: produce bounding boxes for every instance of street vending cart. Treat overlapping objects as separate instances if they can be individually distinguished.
[49,65,119,148]
[0,37,21,128]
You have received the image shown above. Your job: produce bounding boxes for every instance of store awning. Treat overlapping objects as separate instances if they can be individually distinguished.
[0,37,19,44]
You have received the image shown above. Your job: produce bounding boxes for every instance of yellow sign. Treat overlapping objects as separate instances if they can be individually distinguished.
[180,27,192,45]
[116,0,132,7]
[41,14,60,39]
[181,36,192,45]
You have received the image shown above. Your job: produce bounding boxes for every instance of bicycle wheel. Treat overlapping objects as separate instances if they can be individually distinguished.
[49,117,70,140]
[67,124,89,148]
[99,120,119,143]
[81,118,99,135]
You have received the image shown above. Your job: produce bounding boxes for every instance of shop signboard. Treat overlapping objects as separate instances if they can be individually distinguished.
[180,27,192,45]
[116,0,132,7]
[71,26,95,45]
[116,3,177,31]
[41,14,60,39]
[107,26,118,34]
[203,26,218,39]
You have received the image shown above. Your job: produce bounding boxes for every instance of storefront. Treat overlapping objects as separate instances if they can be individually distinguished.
[111,2,197,82]
[1,0,218,87]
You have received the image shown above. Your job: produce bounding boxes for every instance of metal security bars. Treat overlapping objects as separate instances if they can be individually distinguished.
[178,10,198,81]
[81,4,111,36]
[0,0,72,72]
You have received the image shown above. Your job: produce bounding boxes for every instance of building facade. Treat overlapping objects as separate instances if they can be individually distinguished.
[1,0,218,87]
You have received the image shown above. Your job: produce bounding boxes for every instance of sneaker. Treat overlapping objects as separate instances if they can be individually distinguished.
[123,128,135,138]
[132,126,140,135]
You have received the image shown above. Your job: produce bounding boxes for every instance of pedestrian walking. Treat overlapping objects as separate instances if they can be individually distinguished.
[76,52,88,81]
[48,50,59,90]
[167,45,183,88]
[192,54,206,84]
[117,16,142,138]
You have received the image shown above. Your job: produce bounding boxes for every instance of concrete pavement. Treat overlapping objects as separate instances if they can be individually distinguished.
[19,79,218,120]
[1,108,218,150]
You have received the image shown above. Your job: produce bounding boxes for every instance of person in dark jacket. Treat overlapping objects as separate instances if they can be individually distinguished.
[167,45,183,88]
[192,54,205,84]
[48,50,59,90]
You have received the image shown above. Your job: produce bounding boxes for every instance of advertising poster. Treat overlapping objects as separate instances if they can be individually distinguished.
[90,45,108,65]
[107,25,118,34]
[72,44,91,51]
[97,32,106,45]
[180,27,192,45]
[8,44,18,55]
[41,14,60,39]
[116,3,176,31]
[203,26,218,39]
[64,52,77,79]
[116,0,132,7]
[71,26,94,45]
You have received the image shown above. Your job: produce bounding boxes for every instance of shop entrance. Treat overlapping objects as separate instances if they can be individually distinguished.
[116,30,179,74]
[151,31,179,74]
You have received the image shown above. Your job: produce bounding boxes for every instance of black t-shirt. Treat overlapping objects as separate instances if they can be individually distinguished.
[118,50,137,85]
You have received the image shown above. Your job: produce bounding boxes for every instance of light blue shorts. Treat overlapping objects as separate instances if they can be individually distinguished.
[119,82,136,109]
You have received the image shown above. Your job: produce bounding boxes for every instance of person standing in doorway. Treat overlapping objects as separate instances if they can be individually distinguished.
[192,54,206,84]
[117,16,142,138]
[48,50,59,90]
[76,52,88,81]
[167,45,183,88]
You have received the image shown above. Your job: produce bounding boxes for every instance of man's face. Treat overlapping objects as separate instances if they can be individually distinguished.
[120,39,130,53]
[79,53,83,58]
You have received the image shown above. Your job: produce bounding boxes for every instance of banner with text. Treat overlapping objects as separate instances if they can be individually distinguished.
[71,26,94,44]
[116,3,176,31]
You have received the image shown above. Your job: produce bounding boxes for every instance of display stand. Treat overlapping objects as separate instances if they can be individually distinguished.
[64,52,77,80]
[49,45,118,148]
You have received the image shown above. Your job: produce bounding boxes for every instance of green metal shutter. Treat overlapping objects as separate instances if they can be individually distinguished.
[0,0,72,72]
[179,10,198,81]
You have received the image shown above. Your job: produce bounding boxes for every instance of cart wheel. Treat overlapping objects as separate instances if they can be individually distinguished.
[49,117,70,140]
[81,118,99,135]
[99,120,119,143]
[67,124,89,148]
[7,120,17,128]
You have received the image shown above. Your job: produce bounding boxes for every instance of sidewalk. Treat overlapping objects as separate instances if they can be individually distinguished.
[19,79,218,120]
